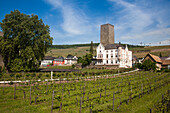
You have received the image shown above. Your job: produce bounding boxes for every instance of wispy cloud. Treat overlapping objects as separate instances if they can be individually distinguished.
[45,0,92,35]
[108,0,170,44]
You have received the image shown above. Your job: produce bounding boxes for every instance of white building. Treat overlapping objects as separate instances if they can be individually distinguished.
[95,24,132,68]
[40,56,54,67]
[96,43,132,68]
[64,55,78,65]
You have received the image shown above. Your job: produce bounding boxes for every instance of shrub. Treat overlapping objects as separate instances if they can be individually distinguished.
[142,60,157,71]
[10,74,15,77]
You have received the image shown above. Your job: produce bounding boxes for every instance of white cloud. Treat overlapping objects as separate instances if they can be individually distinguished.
[109,0,153,32]
[108,0,170,45]
[45,0,92,35]
[121,28,170,40]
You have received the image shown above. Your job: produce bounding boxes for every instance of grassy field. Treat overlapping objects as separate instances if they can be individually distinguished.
[46,45,170,58]
[0,71,169,113]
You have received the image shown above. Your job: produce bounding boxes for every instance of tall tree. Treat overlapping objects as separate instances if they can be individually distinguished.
[90,41,93,54]
[159,53,162,57]
[0,10,53,72]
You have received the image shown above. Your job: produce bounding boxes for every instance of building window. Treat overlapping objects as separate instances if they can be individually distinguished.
[106,51,108,53]
[106,54,109,58]
[106,60,108,64]
[111,55,113,58]
[111,60,113,64]
[116,61,117,63]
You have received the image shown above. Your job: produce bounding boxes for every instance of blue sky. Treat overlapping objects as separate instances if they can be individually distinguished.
[1,0,170,45]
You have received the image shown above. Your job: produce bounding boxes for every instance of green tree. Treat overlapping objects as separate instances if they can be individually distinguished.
[159,52,162,57]
[0,10,53,72]
[90,41,93,54]
[78,53,93,67]
[142,60,157,71]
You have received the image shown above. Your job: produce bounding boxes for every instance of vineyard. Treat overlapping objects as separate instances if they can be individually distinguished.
[0,71,170,113]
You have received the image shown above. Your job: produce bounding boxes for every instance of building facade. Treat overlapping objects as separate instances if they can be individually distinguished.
[64,55,78,65]
[40,56,54,67]
[53,57,65,66]
[96,43,132,68]
[96,24,132,68]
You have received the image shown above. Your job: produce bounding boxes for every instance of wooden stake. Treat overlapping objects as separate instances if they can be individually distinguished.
[51,90,55,113]
[112,92,115,111]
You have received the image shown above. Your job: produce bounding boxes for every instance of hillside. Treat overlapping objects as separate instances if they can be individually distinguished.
[46,44,170,58]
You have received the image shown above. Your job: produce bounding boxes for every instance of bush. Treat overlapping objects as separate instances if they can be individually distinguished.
[10,74,15,77]
[26,74,30,77]
[142,60,157,71]
[72,64,75,69]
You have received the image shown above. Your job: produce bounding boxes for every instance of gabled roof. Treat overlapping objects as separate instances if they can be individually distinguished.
[144,53,162,63]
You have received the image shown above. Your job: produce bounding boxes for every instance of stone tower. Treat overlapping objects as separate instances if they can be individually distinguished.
[100,24,114,46]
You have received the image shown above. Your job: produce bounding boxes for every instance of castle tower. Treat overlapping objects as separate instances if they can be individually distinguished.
[100,24,114,46]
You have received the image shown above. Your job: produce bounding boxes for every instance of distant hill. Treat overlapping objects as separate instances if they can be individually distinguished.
[46,43,170,58]
[50,43,143,49]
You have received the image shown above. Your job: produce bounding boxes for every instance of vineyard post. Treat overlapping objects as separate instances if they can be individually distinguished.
[14,83,16,99]
[23,90,26,99]
[60,102,62,111]
[46,82,48,95]
[35,94,38,104]
[51,90,55,113]
[105,84,106,96]
[162,94,164,104]
[112,92,115,111]
[62,85,64,98]
[141,83,143,97]
[83,86,85,103]
[30,83,31,105]
[80,97,82,113]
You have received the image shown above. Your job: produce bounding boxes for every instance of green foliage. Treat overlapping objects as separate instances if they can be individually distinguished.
[72,64,75,69]
[0,10,53,72]
[134,63,142,69]
[78,53,93,67]
[142,60,157,71]
[159,52,162,57]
